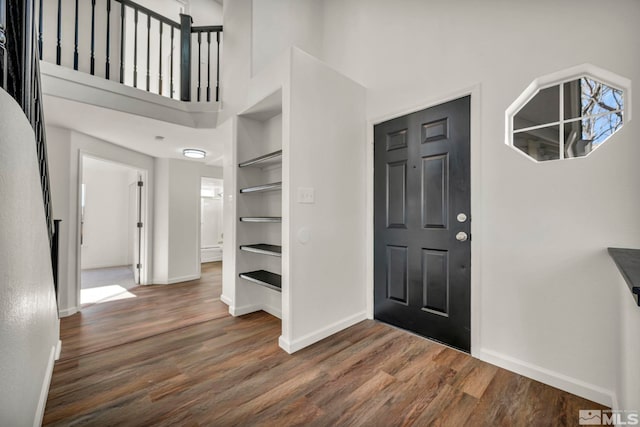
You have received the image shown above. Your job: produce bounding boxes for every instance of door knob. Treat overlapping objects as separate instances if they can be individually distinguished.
[456,232,468,242]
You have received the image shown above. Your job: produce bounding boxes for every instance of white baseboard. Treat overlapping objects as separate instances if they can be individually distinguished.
[34,344,57,427]
[201,254,223,263]
[279,311,367,354]
[261,304,282,319]
[54,340,62,361]
[476,348,614,407]
[59,306,78,317]
[229,303,263,316]
[220,294,232,306]
[153,274,201,285]
[228,302,282,319]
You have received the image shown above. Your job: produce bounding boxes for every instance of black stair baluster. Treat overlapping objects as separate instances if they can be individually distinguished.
[73,0,78,69]
[206,31,210,102]
[146,14,150,91]
[105,0,110,79]
[56,0,61,65]
[119,2,124,83]
[170,26,174,98]
[216,31,220,102]
[197,31,201,102]
[38,0,43,59]
[133,9,138,87]
[90,0,95,75]
[158,22,163,95]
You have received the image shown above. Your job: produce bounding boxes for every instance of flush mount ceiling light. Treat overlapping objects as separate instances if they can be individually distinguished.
[183,149,206,159]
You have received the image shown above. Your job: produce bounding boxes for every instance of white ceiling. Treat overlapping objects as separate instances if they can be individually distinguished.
[43,95,228,167]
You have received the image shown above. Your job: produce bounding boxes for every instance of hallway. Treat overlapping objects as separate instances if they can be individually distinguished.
[43,261,606,425]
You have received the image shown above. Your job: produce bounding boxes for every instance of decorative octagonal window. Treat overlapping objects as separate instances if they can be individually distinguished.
[507,65,631,162]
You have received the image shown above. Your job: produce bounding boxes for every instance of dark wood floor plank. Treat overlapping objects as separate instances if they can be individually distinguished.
[43,262,609,426]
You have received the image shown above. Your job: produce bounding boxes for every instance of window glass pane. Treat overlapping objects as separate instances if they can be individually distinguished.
[563,79,582,120]
[564,119,591,158]
[514,86,559,131]
[514,125,560,161]
[584,112,622,144]
[564,78,624,120]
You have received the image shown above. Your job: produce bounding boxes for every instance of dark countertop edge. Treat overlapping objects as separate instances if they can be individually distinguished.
[608,248,640,307]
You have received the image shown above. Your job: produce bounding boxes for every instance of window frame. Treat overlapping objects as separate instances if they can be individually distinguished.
[506,64,632,162]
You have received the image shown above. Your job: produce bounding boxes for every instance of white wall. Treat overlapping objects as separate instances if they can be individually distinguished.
[47,127,155,316]
[321,0,640,406]
[219,0,322,123]
[41,0,221,100]
[201,177,224,247]
[41,0,122,81]
[282,49,367,352]
[153,158,222,283]
[0,90,60,426]
[81,157,138,270]
[614,271,640,411]
[251,0,323,76]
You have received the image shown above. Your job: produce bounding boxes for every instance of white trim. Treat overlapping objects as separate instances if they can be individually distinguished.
[365,84,483,356]
[40,61,220,129]
[55,339,62,361]
[278,311,367,354]
[611,393,620,413]
[76,153,151,309]
[152,274,201,285]
[229,303,263,316]
[505,63,632,163]
[220,294,232,306]
[59,306,78,317]
[34,345,57,427]
[228,302,282,319]
[261,304,282,319]
[476,348,614,407]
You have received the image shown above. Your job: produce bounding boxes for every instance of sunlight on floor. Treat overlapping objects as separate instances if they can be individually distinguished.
[81,284,137,305]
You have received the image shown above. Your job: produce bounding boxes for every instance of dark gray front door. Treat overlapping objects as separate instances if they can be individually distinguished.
[374,96,471,352]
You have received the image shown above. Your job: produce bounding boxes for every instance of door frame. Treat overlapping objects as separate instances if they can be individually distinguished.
[76,153,150,306]
[366,84,483,355]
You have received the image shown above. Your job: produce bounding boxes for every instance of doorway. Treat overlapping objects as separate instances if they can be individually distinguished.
[373,96,471,352]
[200,177,224,297]
[79,155,147,306]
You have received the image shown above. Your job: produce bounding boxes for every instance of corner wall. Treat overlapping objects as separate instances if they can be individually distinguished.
[322,0,640,406]
[153,158,222,284]
[46,127,156,316]
[0,90,60,426]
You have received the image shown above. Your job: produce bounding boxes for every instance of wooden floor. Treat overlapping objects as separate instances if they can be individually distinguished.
[44,262,606,426]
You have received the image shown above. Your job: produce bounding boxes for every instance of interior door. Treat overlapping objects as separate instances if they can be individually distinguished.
[374,96,471,352]
[128,175,143,284]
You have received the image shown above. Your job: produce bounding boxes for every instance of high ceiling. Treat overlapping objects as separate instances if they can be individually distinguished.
[43,95,228,167]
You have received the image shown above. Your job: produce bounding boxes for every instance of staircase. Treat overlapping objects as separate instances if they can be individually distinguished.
[1,0,60,296]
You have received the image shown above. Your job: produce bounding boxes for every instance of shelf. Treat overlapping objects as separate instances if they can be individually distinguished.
[238,150,282,168]
[608,248,640,307]
[239,270,282,292]
[239,217,282,223]
[240,182,282,194]
[240,244,282,257]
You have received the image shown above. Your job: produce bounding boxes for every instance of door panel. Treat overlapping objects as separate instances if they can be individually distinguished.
[386,161,407,228]
[374,96,471,352]
[386,245,409,304]
[421,154,449,229]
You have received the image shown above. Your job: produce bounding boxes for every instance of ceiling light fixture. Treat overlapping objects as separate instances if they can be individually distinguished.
[183,149,206,159]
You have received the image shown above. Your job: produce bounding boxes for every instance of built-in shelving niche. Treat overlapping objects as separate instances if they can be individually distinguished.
[236,90,284,307]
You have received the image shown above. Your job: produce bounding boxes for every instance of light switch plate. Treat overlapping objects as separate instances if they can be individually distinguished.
[298,187,315,204]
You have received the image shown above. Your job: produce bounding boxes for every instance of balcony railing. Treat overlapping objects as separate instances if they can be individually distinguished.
[40,0,222,102]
